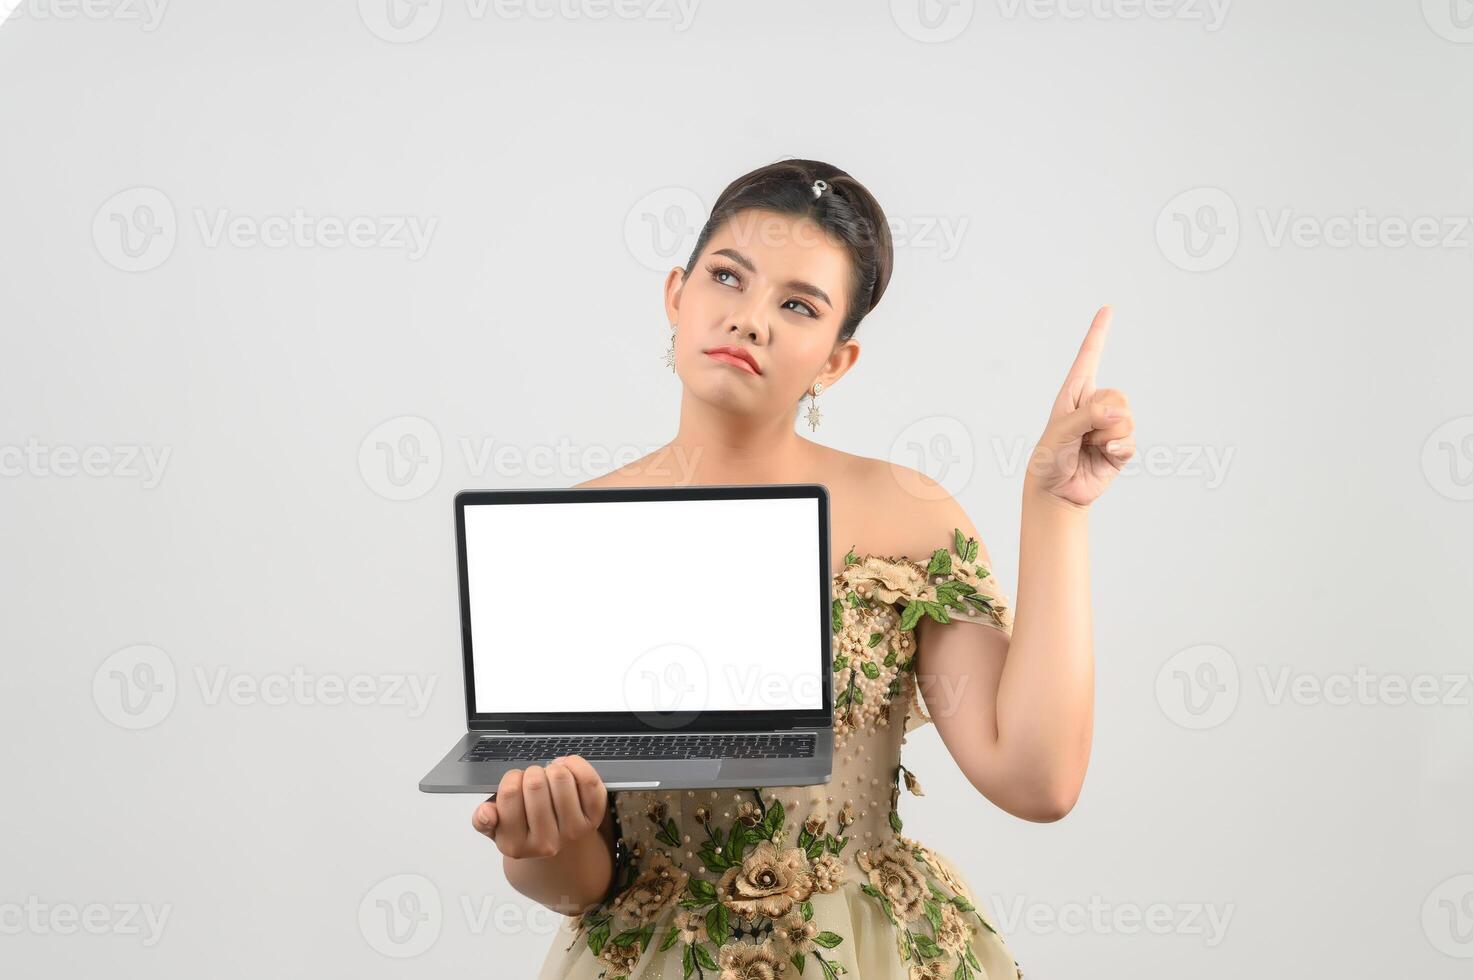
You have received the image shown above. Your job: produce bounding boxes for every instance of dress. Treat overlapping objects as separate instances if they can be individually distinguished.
[536,530,1026,980]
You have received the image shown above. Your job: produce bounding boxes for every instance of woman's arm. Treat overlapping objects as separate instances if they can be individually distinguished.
[914,490,1093,823]
[915,306,1133,822]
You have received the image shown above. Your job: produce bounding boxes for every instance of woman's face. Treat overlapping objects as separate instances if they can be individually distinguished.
[665,209,859,418]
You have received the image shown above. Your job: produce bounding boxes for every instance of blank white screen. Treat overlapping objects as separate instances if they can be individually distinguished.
[466,495,823,714]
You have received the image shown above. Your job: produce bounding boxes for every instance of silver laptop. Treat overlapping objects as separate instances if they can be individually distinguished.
[419,483,835,793]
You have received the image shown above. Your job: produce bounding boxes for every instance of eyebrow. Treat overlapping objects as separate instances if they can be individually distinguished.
[711,248,833,309]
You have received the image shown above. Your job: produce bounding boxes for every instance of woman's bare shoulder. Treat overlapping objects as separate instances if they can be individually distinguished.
[842,455,993,565]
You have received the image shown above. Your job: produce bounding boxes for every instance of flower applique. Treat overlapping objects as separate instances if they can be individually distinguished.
[829,529,1013,740]
[570,792,854,979]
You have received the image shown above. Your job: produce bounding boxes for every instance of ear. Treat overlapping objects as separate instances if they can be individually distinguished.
[663,265,687,326]
[815,338,860,390]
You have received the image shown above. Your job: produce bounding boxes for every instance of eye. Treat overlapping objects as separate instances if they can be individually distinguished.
[784,299,818,318]
[707,262,741,288]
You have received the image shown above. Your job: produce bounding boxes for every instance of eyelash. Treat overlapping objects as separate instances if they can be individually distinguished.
[706,262,819,318]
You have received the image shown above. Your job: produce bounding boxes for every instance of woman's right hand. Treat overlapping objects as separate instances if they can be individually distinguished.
[470,754,609,859]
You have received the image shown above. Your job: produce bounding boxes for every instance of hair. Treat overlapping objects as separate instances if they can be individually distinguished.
[682,159,894,345]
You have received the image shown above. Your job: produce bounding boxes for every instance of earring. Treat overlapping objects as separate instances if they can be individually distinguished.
[805,381,824,430]
[664,324,677,373]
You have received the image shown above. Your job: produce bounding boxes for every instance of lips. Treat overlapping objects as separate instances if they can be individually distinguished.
[704,345,761,376]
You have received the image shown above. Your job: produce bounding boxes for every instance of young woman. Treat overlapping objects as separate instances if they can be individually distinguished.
[470,159,1135,980]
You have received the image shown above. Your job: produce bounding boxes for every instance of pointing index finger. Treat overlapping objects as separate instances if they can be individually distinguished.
[1066,305,1113,384]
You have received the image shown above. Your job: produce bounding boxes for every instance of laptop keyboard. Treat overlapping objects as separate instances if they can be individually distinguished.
[460,732,815,763]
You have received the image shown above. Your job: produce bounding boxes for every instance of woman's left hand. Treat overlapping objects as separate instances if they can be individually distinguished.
[1025,305,1136,509]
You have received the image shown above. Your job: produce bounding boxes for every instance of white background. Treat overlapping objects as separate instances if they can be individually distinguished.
[1,1,1470,977]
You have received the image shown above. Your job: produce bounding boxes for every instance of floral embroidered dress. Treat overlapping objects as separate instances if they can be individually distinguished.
[536,530,1025,980]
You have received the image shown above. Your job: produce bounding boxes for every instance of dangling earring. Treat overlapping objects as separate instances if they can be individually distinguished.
[663,324,677,373]
[805,381,824,430]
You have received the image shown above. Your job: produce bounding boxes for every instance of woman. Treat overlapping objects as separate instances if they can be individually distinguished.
[470,159,1135,979]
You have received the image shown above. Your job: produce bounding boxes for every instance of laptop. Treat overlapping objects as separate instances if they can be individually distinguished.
[419,482,835,793]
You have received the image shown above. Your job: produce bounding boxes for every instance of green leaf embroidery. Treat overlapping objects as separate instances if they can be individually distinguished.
[899,601,924,632]
[686,878,717,905]
[792,951,806,972]
[912,933,943,958]
[844,546,858,566]
[658,926,680,951]
[867,632,884,647]
[953,528,967,556]
[800,900,814,921]
[859,883,898,924]
[831,598,843,634]
[923,898,943,932]
[764,798,786,839]
[861,661,880,679]
[693,942,718,970]
[926,548,951,577]
[813,931,843,948]
[923,600,951,625]
[889,810,903,833]
[705,903,728,942]
[682,943,694,979]
[728,823,748,862]
[587,920,610,956]
[655,817,681,847]
[832,653,849,672]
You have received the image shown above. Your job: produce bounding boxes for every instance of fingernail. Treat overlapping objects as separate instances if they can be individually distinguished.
[1106,440,1120,454]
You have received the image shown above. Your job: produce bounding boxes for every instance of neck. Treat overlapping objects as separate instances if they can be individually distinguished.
[662,388,816,484]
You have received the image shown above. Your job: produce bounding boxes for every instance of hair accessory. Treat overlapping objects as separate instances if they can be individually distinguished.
[811,179,828,198]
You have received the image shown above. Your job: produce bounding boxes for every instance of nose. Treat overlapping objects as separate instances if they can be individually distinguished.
[725,296,768,346]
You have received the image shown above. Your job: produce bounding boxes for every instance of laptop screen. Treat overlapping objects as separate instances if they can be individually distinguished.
[462,493,825,715]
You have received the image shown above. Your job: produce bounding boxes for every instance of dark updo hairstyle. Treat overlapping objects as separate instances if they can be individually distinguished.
[682,159,894,345]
